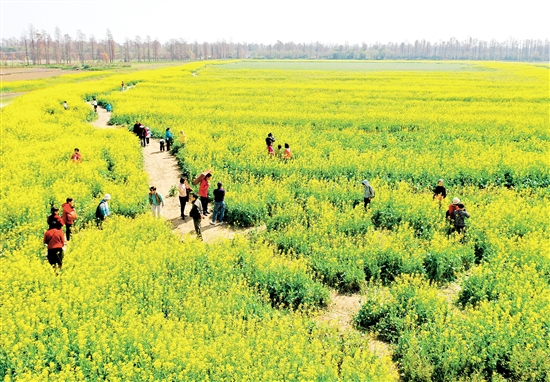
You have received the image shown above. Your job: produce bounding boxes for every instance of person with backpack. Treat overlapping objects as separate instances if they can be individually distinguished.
[95,194,111,228]
[210,182,226,225]
[189,193,204,240]
[47,207,64,229]
[452,203,470,233]
[44,221,65,269]
[61,198,78,242]
[149,186,165,218]
[362,180,375,209]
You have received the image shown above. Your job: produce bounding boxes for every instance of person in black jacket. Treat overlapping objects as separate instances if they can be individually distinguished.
[189,193,203,240]
[433,179,447,208]
[452,203,470,233]
[265,133,276,156]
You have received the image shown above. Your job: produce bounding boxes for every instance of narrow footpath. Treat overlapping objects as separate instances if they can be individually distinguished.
[89,102,251,243]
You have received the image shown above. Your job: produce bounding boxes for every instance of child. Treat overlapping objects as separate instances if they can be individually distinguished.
[189,193,203,240]
[452,203,470,233]
[283,143,292,159]
[159,138,165,152]
[276,144,283,158]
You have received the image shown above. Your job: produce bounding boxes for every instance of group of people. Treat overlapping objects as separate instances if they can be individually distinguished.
[176,173,226,240]
[44,198,78,269]
[43,194,112,269]
[132,121,152,147]
[265,133,291,159]
[433,179,470,233]
[146,173,225,240]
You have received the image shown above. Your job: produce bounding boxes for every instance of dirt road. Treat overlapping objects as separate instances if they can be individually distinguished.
[90,103,250,243]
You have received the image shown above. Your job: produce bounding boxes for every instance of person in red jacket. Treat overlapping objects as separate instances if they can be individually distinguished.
[446,197,461,222]
[61,198,78,241]
[47,207,64,229]
[199,173,212,216]
[44,223,65,268]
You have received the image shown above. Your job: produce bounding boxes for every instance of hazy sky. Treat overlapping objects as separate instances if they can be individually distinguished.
[1,0,548,44]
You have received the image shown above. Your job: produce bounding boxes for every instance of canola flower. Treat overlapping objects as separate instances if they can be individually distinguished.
[1,60,549,381]
[1,62,395,381]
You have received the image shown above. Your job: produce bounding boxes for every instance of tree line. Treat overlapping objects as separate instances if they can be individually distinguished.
[1,25,548,65]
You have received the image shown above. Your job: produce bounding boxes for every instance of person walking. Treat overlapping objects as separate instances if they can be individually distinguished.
[165,128,174,151]
[61,198,77,242]
[47,207,64,229]
[145,127,151,146]
[63,101,68,110]
[446,197,461,222]
[71,148,82,163]
[140,125,147,147]
[433,179,447,208]
[265,133,276,156]
[452,203,470,233]
[199,173,212,215]
[210,182,226,225]
[283,143,292,160]
[362,180,375,209]
[189,193,204,240]
[44,221,65,269]
[95,194,111,228]
[92,98,98,113]
[133,121,142,137]
[148,186,165,217]
[178,177,191,219]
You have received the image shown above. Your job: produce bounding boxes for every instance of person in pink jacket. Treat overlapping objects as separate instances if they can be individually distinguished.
[199,173,212,216]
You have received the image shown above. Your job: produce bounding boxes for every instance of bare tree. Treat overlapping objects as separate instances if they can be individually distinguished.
[145,35,151,61]
[76,30,86,63]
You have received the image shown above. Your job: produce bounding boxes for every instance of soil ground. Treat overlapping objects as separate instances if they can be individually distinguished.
[1,67,80,82]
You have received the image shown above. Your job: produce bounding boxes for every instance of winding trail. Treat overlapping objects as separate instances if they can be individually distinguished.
[89,99,399,378]
[89,102,252,243]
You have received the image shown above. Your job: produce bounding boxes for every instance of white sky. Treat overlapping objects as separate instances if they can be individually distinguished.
[1,0,548,44]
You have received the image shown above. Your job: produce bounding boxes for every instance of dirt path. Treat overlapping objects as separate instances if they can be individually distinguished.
[315,291,400,380]
[89,103,250,243]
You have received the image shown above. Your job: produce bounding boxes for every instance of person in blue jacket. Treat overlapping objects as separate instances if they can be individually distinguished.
[165,128,174,151]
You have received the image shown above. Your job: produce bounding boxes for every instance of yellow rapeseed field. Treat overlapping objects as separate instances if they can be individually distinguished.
[1,60,548,381]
